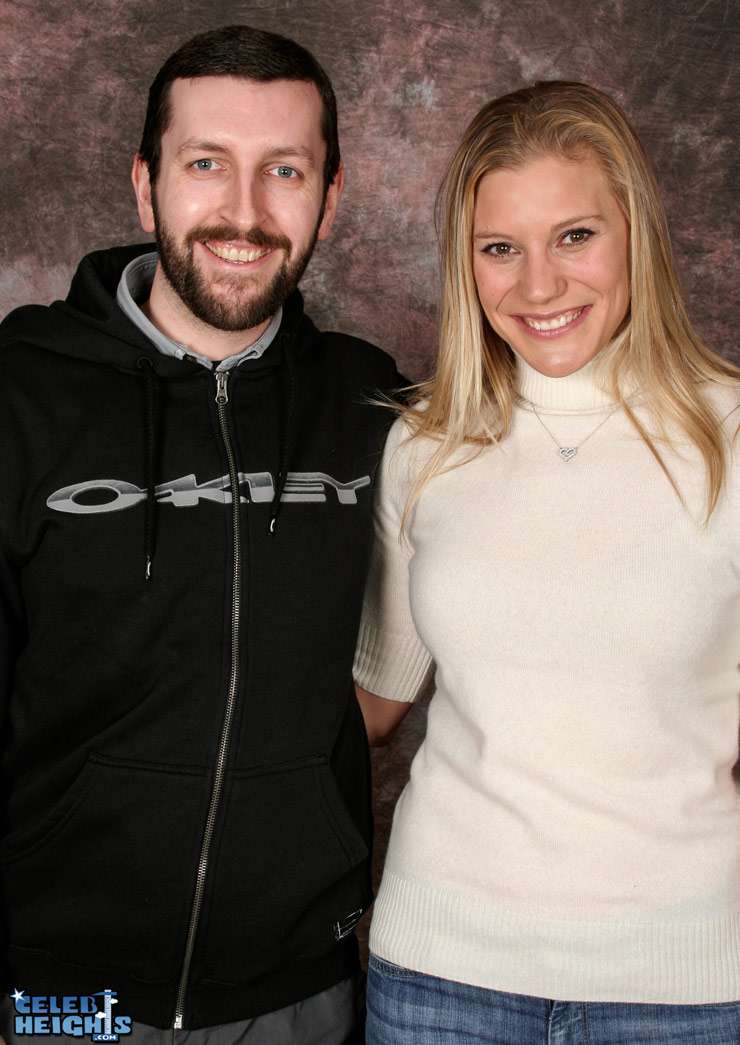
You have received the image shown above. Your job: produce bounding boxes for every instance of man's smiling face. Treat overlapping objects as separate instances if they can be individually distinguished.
[133,75,342,342]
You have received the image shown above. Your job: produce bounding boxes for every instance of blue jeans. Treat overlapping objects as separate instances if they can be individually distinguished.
[366,955,740,1044]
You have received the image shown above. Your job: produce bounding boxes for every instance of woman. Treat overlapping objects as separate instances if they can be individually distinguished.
[354,81,740,1044]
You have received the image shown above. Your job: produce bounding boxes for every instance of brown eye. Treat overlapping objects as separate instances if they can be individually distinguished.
[562,228,593,245]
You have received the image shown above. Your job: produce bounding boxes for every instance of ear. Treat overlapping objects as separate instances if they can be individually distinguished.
[317,162,344,242]
[132,154,156,234]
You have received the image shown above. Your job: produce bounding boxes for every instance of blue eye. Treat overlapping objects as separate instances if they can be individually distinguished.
[273,165,297,178]
[193,159,217,171]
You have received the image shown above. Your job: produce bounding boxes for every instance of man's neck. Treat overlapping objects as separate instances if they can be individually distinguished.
[143,266,272,362]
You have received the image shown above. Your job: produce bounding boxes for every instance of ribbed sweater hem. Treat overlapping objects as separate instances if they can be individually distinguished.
[369,870,740,1004]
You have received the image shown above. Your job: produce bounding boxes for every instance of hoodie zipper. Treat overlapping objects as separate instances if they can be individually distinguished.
[173,370,242,1029]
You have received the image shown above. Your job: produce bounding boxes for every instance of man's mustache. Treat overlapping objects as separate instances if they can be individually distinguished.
[185,224,292,253]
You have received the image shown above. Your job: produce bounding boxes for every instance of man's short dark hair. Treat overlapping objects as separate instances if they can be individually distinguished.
[138,24,340,191]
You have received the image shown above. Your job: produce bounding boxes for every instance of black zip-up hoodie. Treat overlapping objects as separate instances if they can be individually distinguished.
[0,244,402,1029]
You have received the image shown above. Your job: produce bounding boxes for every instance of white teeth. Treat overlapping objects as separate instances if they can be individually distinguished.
[206,243,271,264]
[524,308,583,331]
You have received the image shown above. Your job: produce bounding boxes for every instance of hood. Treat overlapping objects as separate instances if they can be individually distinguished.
[0,243,315,378]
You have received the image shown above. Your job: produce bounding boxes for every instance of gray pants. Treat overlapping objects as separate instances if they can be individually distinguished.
[0,977,364,1045]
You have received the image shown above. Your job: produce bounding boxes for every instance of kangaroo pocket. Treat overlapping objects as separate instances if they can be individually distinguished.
[199,756,371,983]
[1,754,209,982]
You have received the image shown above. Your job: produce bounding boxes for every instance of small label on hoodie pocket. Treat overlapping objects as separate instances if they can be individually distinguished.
[333,908,364,941]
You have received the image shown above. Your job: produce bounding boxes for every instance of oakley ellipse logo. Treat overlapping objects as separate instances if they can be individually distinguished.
[47,472,371,514]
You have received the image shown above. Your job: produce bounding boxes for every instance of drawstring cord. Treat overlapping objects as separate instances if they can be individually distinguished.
[268,342,296,536]
[136,356,159,581]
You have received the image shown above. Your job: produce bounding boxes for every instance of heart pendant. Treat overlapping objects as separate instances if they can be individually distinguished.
[558,447,577,461]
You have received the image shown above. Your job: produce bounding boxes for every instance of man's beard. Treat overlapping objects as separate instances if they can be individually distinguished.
[151,194,321,332]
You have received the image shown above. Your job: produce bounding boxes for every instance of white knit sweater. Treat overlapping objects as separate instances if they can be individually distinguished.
[354,355,740,1003]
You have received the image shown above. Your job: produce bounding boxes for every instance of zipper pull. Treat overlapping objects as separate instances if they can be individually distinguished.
[215,371,229,405]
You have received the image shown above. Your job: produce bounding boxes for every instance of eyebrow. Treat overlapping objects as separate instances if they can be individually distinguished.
[175,140,318,170]
[473,214,605,240]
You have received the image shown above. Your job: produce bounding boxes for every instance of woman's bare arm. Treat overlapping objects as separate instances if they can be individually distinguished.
[356,684,413,746]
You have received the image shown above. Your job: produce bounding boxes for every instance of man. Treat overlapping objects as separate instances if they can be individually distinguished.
[0,25,401,1044]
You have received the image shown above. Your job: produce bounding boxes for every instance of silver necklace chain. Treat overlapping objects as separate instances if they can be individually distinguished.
[526,401,621,461]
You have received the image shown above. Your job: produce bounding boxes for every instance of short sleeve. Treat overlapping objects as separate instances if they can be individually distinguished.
[353,418,434,702]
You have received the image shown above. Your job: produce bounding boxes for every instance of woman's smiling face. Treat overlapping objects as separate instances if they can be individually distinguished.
[472,152,631,378]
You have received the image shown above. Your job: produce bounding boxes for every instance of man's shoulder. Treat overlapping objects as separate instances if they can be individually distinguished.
[0,302,54,355]
[299,316,405,390]
[314,327,395,365]
[0,242,157,369]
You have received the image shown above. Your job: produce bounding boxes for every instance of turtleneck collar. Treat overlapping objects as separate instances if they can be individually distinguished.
[515,348,618,414]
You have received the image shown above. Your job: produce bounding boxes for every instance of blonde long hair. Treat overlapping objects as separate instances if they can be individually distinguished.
[402,81,739,520]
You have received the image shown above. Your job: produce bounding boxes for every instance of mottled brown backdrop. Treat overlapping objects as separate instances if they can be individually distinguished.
[2,0,738,957]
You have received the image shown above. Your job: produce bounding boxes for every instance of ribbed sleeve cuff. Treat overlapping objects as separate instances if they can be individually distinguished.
[353,621,434,703]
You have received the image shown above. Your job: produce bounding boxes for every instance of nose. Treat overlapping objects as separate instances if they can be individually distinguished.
[219,170,267,230]
[518,252,567,304]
